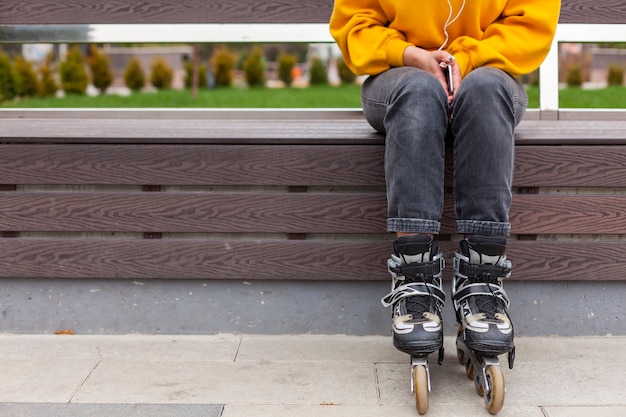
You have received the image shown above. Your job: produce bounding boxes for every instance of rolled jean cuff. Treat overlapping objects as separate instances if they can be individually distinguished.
[387,218,441,234]
[457,220,511,236]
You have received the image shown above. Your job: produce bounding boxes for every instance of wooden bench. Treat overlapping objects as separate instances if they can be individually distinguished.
[1,0,626,287]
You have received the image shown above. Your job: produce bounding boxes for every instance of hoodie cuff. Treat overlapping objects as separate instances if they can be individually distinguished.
[452,51,472,77]
[386,38,412,68]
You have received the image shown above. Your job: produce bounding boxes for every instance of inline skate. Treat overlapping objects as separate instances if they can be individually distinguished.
[452,236,515,414]
[381,235,445,415]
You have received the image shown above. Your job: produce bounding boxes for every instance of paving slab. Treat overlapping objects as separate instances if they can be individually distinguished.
[72,361,378,405]
[543,407,626,417]
[222,404,546,417]
[0,334,241,361]
[0,403,223,417]
[236,334,406,363]
[0,334,623,417]
[0,359,97,402]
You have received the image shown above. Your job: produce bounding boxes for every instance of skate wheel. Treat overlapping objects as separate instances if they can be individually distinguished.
[457,348,467,366]
[474,374,485,397]
[484,365,505,415]
[413,365,429,415]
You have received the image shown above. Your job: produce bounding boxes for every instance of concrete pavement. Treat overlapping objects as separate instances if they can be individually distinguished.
[0,334,624,416]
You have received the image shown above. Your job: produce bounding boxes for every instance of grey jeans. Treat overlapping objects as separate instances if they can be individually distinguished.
[361,66,527,236]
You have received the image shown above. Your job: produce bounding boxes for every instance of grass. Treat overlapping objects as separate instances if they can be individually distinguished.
[1,85,364,109]
[2,84,625,109]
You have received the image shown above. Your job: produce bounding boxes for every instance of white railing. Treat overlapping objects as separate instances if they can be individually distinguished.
[539,23,626,112]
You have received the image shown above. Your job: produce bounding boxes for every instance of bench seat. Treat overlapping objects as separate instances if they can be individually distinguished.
[1,112,625,282]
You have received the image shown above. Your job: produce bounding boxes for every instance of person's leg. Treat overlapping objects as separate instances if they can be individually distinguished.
[449,67,527,356]
[451,66,527,237]
[361,67,448,358]
[362,67,449,235]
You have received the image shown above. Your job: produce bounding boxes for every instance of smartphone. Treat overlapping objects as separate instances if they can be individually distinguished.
[447,65,454,95]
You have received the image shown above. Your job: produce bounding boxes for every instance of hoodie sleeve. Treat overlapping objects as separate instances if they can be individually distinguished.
[449,0,561,77]
[329,0,410,76]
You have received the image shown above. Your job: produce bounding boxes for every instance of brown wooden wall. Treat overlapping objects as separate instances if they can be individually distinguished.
[1,0,625,25]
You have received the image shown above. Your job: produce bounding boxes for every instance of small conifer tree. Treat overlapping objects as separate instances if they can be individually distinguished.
[60,46,88,95]
[243,46,265,88]
[88,45,114,95]
[212,47,236,87]
[309,57,328,86]
[124,57,146,92]
[278,52,296,87]
[0,51,15,101]
[607,64,624,86]
[336,58,357,85]
[14,55,39,97]
[150,57,174,90]
[38,51,58,97]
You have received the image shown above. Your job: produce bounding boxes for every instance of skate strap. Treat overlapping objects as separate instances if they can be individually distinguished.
[453,281,511,308]
[389,257,444,278]
[456,258,511,280]
[381,281,446,308]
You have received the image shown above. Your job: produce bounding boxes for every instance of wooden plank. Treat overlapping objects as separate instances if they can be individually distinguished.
[558,0,626,24]
[4,143,626,187]
[0,238,389,280]
[441,194,626,235]
[3,191,626,235]
[0,238,623,281]
[508,195,626,235]
[0,192,388,233]
[0,0,334,24]
[1,0,624,25]
[0,118,383,145]
[513,146,626,187]
[514,120,626,145]
[0,144,385,187]
[1,118,625,145]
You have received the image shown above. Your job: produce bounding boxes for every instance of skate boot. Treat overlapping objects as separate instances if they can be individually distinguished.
[381,235,445,415]
[452,235,515,414]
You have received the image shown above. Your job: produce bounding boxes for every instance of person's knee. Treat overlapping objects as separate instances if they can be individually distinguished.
[393,67,445,100]
[459,67,511,97]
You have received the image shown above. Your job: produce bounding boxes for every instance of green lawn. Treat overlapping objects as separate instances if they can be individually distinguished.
[2,84,625,109]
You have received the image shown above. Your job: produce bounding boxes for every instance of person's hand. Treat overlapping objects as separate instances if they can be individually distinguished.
[403,46,462,103]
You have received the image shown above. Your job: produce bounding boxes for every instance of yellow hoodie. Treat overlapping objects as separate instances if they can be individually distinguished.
[329,0,560,77]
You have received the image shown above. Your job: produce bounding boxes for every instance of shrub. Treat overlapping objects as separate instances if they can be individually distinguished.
[278,52,296,87]
[150,57,174,90]
[309,57,328,86]
[88,45,114,94]
[212,47,236,87]
[14,55,39,97]
[124,57,146,92]
[607,64,624,86]
[184,61,207,89]
[0,51,15,101]
[38,51,58,97]
[60,46,88,95]
[336,58,356,85]
[243,46,265,88]
[566,65,583,87]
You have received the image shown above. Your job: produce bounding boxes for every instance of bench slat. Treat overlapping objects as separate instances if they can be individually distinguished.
[1,0,623,25]
[0,238,622,281]
[4,144,626,187]
[0,144,385,187]
[1,118,625,145]
[2,192,626,235]
[0,192,388,233]
[514,146,626,187]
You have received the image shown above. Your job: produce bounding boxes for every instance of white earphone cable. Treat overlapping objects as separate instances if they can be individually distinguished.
[439,0,466,51]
